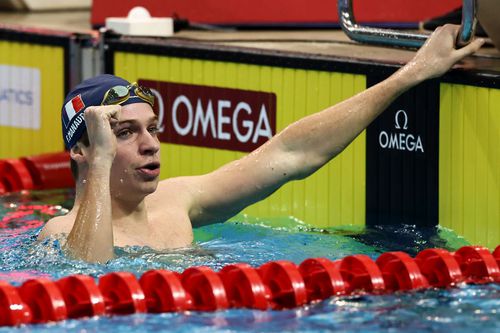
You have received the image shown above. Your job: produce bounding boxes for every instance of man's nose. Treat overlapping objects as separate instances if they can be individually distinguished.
[139,131,160,155]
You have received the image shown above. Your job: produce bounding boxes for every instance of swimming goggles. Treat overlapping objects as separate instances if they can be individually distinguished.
[101,82,155,107]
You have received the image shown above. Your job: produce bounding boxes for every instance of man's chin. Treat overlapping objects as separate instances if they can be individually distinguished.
[141,179,160,194]
[112,178,159,199]
[143,182,159,195]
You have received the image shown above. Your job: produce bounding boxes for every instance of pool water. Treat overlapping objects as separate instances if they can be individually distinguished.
[0,189,498,332]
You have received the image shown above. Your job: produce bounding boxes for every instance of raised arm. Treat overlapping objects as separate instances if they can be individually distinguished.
[63,106,120,263]
[186,25,484,226]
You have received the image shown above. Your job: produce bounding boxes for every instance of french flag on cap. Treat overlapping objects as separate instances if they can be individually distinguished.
[63,94,85,128]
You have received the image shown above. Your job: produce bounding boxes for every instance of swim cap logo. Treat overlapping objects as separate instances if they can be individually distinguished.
[63,94,85,128]
[65,112,85,144]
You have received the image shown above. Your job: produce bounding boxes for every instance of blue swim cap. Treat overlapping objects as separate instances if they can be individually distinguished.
[61,74,148,149]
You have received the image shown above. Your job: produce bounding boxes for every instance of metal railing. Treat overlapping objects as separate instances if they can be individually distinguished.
[338,0,477,48]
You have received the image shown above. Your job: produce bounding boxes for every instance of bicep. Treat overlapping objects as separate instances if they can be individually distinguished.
[187,143,299,226]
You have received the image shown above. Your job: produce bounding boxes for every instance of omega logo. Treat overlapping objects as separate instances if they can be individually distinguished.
[378,109,424,153]
[139,79,276,152]
[394,109,408,130]
[170,95,272,144]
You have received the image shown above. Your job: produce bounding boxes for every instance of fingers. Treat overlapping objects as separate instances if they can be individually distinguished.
[85,105,121,122]
[82,106,121,152]
[429,24,458,40]
[428,24,484,61]
[441,24,460,35]
[83,105,122,136]
[437,24,484,59]
[454,38,485,59]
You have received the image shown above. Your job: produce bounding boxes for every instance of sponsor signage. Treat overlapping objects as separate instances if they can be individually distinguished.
[139,80,276,152]
[0,65,41,129]
[378,109,425,153]
[366,75,439,226]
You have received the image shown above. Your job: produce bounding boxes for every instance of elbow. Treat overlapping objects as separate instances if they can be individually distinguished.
[285,150,327,181]
[295,143,349,179]
[269,137,334,181]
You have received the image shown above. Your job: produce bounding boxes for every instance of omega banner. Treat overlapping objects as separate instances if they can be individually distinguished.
[366,75,439,227]
[138,80,276,152]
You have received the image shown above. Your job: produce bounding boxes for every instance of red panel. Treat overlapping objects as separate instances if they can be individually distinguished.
[92,0,462,27]
[139,79,276,153]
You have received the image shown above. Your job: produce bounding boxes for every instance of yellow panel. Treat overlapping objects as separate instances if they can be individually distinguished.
[340,74,355,225]
[439,83,500,249]
[329,73,343,226]
[289,69,307,220]
[43,44,65,156]
[439,84,452,235]
[316,71,331,226]
[487,89,500,248]
[17,42,30,157]
[303,70,320,225]
[462,85,476,242]
[353,75,367,225]
[30,44,43,155]
[114,52,367,228]
[452,85,464,235]
[0,40,65,159]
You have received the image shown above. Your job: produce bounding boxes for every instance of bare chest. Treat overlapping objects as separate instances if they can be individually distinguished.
[113,209,193,249]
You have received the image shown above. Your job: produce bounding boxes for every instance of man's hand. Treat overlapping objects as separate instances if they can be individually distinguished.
[405,24,485,82]
[83,105,121,162]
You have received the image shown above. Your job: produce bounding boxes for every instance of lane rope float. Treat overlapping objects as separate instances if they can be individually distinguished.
[0,152,74,193]
[0,245,499,326]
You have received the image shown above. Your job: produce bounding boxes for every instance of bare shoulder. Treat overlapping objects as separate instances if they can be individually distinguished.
[142,177,200,245]
[147,175,202,210]
[37,215,74,241]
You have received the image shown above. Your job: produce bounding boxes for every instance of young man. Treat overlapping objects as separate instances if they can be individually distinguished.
[38,25,484,263]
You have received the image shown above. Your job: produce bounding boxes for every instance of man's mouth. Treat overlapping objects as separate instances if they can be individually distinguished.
[136,162,161,178]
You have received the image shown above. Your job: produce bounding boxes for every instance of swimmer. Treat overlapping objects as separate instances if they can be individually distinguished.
[38,25,484,263]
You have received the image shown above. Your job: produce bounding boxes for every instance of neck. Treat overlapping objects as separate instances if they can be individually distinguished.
[110,195,148,222]
[72,179,148,227]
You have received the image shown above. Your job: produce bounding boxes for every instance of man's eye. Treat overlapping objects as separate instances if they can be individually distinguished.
[148,126,159,134]
[117,129,132,138]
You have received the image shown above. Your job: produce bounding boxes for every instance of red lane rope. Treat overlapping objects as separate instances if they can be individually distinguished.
[0,152,74,193]
[0,245,499,326]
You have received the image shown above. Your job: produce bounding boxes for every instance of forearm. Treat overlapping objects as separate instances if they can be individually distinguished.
[275,64,423,178]
[65,160,114,263]
[274,25,484,179]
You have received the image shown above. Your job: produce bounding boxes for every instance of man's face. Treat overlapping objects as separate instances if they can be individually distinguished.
[109,103,161,200]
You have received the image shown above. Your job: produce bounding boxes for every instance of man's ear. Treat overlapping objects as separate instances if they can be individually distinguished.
[69,143,86,164]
